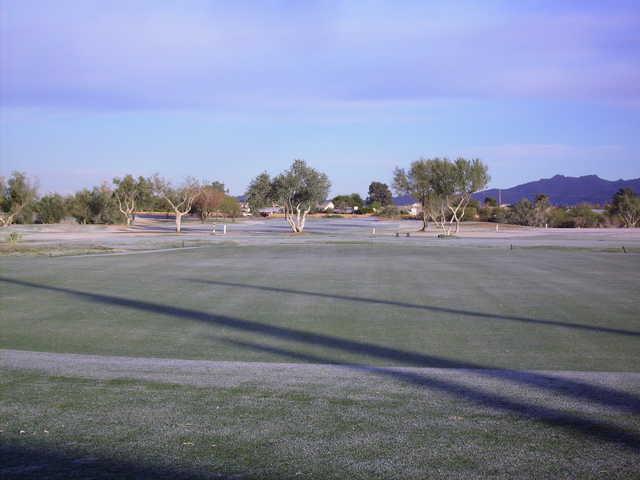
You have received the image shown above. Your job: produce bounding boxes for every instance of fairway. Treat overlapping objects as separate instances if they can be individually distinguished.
[2,223,640,478]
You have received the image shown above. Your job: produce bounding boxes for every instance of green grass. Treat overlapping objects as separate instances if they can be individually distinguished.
[2,241,640,478]
[2,369,639,479]
[1,243,639,371]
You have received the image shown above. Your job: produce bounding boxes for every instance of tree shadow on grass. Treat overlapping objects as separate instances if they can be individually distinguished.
[187,279,640,338]
[224,338,640,452]
[0,443,263,480]
[1,276,640,451]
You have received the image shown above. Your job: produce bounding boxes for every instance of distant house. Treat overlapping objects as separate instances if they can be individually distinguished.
[396,201,422,216]
[239,202,252,217]
[258,206,283,217]
[334,207,354,214]
[318,201,335,211]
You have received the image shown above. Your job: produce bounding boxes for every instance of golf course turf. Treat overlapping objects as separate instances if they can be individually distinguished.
[1,224,639,478]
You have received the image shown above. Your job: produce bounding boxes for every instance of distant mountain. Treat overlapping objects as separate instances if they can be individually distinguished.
[474,174,640,206]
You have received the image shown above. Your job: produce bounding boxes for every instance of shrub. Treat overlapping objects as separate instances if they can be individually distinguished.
[377,205,400,218]
[7,231,22,244]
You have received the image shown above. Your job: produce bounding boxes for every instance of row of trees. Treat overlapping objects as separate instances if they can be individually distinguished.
[0,172,241,232]
[4,158,639,235]
[244,157,489,234]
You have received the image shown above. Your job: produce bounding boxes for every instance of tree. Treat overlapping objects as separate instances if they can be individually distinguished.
[193,183,225,222]
[91,183,120,224]
[247,166,332,226]
[608,188,640,228]
[394,157,468,235]
[532,194,551,227]
[367,181,392,206]
[66,190,93,224]
[245,172,273,215]
[393,159,437,231]
[152,175,202,233]
[219,196,241,221]
[36,194,66,223]
[446,158,490,233]
[332,193,364,211]
[484,196,498,207]
[0,172,38,227]
[569,204,601,228]
[508,199,535,226]
[112,175,150,226]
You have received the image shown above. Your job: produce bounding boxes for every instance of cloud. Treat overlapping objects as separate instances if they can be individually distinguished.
[1,1,639,110]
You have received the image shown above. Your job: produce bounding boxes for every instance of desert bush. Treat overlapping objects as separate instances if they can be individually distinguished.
[377,205,400,218]
[7,231,22,244]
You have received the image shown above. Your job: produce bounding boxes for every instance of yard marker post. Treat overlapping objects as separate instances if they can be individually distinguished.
[372,227,376,236]
[223,224,227,235]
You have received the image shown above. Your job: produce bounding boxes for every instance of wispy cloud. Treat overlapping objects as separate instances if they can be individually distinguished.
[1,0,639,110]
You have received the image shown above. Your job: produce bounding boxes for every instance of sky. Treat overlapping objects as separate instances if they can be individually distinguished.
[0,0,639,196]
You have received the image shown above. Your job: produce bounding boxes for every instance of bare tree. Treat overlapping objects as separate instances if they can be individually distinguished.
[0,172,38,227]
[152,175,202,233]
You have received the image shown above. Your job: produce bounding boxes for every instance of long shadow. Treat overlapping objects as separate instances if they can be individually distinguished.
[0,442,263,479]
[223,338,640,451]
[188,279,640,338]
[2,276,640,449]
[3,276,640,414]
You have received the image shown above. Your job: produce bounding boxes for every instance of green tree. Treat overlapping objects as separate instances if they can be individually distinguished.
[608,188,640,228]
[484,196,498,207]
[36,194,66,223]
[393,159,437,231]
[245,172,273,215]
[448,158,490,233]
[219,195,241,221]
[332,193,364,211]
[367,181,392,206]
[569,204,601,228]
[271,160,331,232]
[508,198,535,226]
[112,175,151,226]
[91,183,120,224]
[66,189,93,224]
[0,172,38,227]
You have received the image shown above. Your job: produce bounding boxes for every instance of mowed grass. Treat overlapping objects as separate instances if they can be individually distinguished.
[2,368,640,480]
[2,241,640,478]
[1,242,639,371]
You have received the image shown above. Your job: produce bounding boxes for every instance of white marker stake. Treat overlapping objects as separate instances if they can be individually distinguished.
[372,227,376,236]
[223,224,227,235]
[496,223,499,232]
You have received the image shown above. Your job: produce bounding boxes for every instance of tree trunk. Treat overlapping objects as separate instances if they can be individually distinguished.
[175,213,183,233]
[125,215,132,227]
[420,207,427,231]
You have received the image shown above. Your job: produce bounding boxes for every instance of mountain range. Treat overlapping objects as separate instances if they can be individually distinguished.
[473,175,640,206]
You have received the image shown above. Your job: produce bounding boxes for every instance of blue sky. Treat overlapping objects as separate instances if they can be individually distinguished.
[1,0,639,195]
